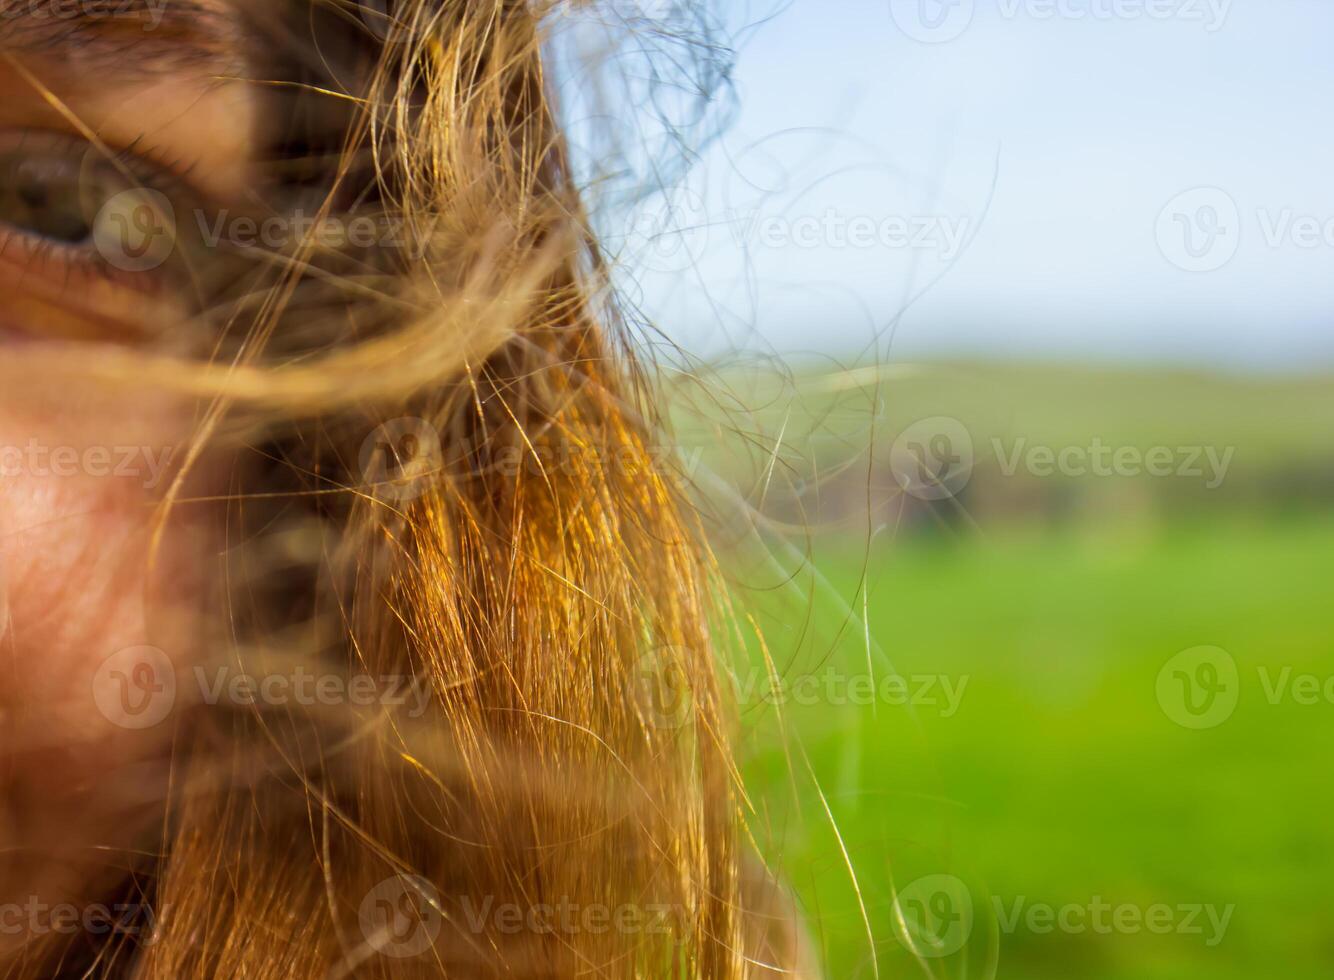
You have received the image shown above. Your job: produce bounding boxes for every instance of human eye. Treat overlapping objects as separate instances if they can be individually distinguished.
[0,130,194,344]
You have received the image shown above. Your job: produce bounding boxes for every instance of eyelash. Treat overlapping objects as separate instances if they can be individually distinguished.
[109,135,200,194]
[0,129,199,295]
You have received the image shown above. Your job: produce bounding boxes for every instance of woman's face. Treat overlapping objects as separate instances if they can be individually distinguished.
[0,1,257,953]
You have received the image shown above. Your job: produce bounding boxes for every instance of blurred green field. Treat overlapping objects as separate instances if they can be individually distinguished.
[697,362,1334,979]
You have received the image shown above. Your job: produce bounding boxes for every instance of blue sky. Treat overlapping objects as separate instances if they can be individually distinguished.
[603,0,1334,369]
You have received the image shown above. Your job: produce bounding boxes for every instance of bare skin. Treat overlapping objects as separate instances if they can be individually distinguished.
[0,0,255,958]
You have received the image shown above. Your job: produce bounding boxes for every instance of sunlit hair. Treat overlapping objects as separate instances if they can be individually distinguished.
[3,1,810,976]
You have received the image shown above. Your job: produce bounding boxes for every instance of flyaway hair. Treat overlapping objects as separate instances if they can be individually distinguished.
[0,2,812,977]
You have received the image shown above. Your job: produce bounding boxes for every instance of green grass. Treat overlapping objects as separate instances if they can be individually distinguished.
[676,360,1334,977]
[738,517,1334,980]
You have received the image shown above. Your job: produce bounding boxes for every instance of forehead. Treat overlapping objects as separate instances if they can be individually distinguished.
[0,0,242,76]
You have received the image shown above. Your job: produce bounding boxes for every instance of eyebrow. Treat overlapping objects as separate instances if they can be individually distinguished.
[0,0,242,77]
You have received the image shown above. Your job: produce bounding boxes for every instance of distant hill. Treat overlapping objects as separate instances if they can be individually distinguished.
[666,360,1334,531]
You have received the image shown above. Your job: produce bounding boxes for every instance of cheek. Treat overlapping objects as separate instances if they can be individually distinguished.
[0,395,210,872]
[3,474,172,732]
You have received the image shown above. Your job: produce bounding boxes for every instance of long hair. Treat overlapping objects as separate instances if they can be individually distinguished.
[3,2,809,976]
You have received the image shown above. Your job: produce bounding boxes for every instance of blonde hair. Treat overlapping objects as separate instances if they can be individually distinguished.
[4,2,809,976]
